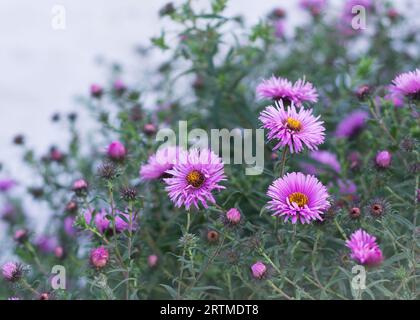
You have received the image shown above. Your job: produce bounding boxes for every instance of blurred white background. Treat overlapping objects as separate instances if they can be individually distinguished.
[0,0,417,176]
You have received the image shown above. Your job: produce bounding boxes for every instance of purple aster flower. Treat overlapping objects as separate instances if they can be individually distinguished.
[346,229,383,266]
[391,69,420,100]
[335,110,369,139]
[375,150,392,168]
[64,216,77,237]
[273,20,285,38]
[107,141,127,161]
[164,148,226,210]
[259,101,325,153]
[337,179,357,195]
[35,235,58,254]
[267,172,330,224]
[2,262,24,282]
[0,179,16,192]
[310,150,341,174]
[256,76,318,106]
[140,146,186,181]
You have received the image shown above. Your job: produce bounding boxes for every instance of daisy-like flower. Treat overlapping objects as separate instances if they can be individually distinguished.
[140,146,186,181]
[267,172,330,224]
[259,101,325,153]
[391,69,420,100]
[256,76,318,106]
[164,148,226,210]
[335,110,369,139]
[346,229,383,266]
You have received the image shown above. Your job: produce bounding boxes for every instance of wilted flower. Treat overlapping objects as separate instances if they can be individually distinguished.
[256,76,318,106]
[120,186,137,202]
[251,261,267,279]
[356,84,371,100]
[335,110,369,139]
[2,262,24,282]
[140,146,186,181]
[148,255,159,268]
[13,134,25,145]
[164,148,226,210]
[259,101,325,153]
[346,229,383,266]
[90,246,109,269]
[206,230,219,243]
[375,150,392,168]
[98,162,118,180]
[267,172,330,224]
[349,206,361,219]
[107,141,127,161]
[366,198,390,218]
[143,123,157,135]
[391,69,420,100]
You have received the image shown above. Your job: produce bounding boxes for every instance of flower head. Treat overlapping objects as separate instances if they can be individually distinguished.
[164,148,226,210]
[267,172,330,224]
[35,235,58,254]
[140,146,186,181]
[2,262,24,282]
[309,150,341,174]
[259,101,325,153]
[90,246,109,269]
[346,229,383,266]
[72,179,88,195]
[226,208,241,225]
[64,216,77,237]
[375,150,392,168]
[256,76,318,106]
[335,110,369,139]
[251,261,267,279]
[107,141,127,161]
[90,84,103,98]
[391,69,420,100]
[300,0,327,15]
[148,255,159,268]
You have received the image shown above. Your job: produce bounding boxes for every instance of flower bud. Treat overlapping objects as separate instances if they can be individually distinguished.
[251,261,267,279]
[107,141,127,161]
[356,85,371,100]
[148,255,159,268]
[90,84,103,98]
[349,207,361,219]
[375,150,392,168]
[143,123,157,136]
[13,229,28,243]
[90,246,109,269]
[226,208,241,225]
[72,179,88,196]
[54,246,65,259]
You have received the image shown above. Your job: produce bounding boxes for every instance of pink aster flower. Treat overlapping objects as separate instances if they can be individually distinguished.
[267,172,330,224]
[148,254,159,268]
[140,146,186,181]
[346,229,383,266]
[251,261,267,279]
[256,76,318,106]
[259,101,325,153]
[107,141,127,161]
[391,69,420,100]
[226,208,241,225]
[90,83,103,98]
[2,262,24,282]
[335,110,369,139]
[84,209,110,234]
[164,148,226,210]
[310,150,341,174]
[90,246,109,269]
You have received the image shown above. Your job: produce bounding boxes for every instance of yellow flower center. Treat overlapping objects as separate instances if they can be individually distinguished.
[286,117,302,131]
[186,170,205,188]
[288,192,309,208]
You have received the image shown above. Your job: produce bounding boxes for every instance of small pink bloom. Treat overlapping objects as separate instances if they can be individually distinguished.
[346,229,383,266]
[375,150,392,168]
[251,261,267,279]
[72,179,88,193]
[148,255,159,268]
[13,229,28,243]
[226,208,241,225]
[90,246,109,269]
[2,262,23,282]
[90,84,103,98]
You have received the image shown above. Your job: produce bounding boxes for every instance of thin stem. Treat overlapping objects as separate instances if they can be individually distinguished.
[177,211,191,299]
[279,148,288,177]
